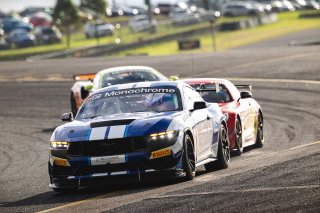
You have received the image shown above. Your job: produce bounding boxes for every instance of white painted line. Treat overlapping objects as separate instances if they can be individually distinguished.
[148,185,320,200]
[289,141,320,150]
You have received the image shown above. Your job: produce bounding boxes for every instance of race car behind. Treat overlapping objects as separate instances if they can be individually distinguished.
[70,66,175,116]
[183,78,264,155]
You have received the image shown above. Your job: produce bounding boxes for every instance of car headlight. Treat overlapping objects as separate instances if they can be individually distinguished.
[50,141,69,149]
[149,130,179,141]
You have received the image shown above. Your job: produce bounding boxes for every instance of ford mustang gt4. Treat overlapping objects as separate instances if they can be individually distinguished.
[49,81,229,193]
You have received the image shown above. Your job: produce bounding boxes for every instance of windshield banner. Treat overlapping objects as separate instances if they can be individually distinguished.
[91,87,178,101]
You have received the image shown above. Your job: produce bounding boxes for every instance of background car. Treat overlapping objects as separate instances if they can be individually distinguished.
[170,8,201,26]
[1,17,33,33]
[7,29,35,48]
[128,15,157,33]
[222,1,265,17]
[34,26,62,44]
[49,81,229,193]
[28,12,53,27]
[70,66,170,116]
[183,78,264,156]
[84,19,114,38]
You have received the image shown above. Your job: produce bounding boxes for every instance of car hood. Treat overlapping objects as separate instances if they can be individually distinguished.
[51,111,180,142]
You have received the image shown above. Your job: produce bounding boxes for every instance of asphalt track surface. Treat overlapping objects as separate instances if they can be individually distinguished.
[0,29,319,212]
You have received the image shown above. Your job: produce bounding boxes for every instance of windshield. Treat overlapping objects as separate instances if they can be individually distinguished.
[76,87,182,120]
[190,83,231,103]
[101,70,162,87]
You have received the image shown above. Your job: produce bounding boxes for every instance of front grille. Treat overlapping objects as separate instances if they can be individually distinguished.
[68,137,148,157]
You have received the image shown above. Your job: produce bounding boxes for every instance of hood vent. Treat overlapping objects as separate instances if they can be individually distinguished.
[90,119,135,128]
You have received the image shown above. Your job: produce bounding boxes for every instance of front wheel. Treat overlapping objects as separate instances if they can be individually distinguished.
[205,124,230,171]
[182,134,196,180]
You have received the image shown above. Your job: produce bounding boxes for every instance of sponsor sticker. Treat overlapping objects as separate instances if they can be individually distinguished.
[91,155,126,165]
[54,159,70,167]
[151,148,172,159]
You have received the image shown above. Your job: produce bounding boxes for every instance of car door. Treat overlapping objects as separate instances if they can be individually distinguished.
[183,86,214,162]
[238,95,254,144]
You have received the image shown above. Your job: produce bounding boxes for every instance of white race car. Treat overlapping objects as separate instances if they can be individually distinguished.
[70,66,176,116]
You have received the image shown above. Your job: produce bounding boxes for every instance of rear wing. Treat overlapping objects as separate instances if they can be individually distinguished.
[235,84,252,93]
[73,73,96,81]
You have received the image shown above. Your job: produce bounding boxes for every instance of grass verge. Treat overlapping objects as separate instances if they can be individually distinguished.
[116,11,320,56]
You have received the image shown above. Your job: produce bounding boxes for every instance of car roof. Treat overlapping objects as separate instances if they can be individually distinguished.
[182,78,232,85]
[97,66,158,75]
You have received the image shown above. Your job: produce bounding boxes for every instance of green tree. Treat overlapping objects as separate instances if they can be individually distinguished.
[80,0,107,15]
[53,0,79,48]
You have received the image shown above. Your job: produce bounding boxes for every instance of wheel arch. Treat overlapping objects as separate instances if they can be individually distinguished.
[184,128,194,144]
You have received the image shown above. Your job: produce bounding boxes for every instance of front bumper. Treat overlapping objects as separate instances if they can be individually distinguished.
[49,141,184,189]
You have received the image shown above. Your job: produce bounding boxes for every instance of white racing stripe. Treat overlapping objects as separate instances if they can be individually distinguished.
[89,127,108,141]
[108,125,127,139]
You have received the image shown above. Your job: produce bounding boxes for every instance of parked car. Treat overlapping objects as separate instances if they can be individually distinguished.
[49,81,230,193]
[20,7,53,17]
[28,12,53,27]
[34,26,62,44]
[70,66,170,116]
[1,17,33,33]
[222,1,264,17]
[128,15,157,33]
[7,29,35,48]
[183,78,264,155]
[84,20,114,38]
[169,8,201,26]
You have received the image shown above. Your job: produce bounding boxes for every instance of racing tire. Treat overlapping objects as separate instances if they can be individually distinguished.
[204,124,230,171]
[182,134,196,180]
[53,187,78,194]
[234,119,243,156]
[255,112,264,148]
[70,93,78,117]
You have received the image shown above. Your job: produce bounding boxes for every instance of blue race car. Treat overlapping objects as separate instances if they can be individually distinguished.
[49,81,230,193]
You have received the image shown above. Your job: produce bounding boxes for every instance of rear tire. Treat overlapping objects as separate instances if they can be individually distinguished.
[255,112,264,148]
[183,134,196,180]
[205,124,230,171]
[234,119,243,156]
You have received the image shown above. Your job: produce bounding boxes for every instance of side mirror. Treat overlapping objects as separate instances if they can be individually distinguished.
[191,101,207,112]
[240,91,252,99]
[169,75,179,81]
[61,112,73,122]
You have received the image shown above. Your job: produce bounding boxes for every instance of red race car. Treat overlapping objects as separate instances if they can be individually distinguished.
[183,78,264,155]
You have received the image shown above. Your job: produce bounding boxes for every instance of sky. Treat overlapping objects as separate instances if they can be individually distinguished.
[0,0,182,13]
